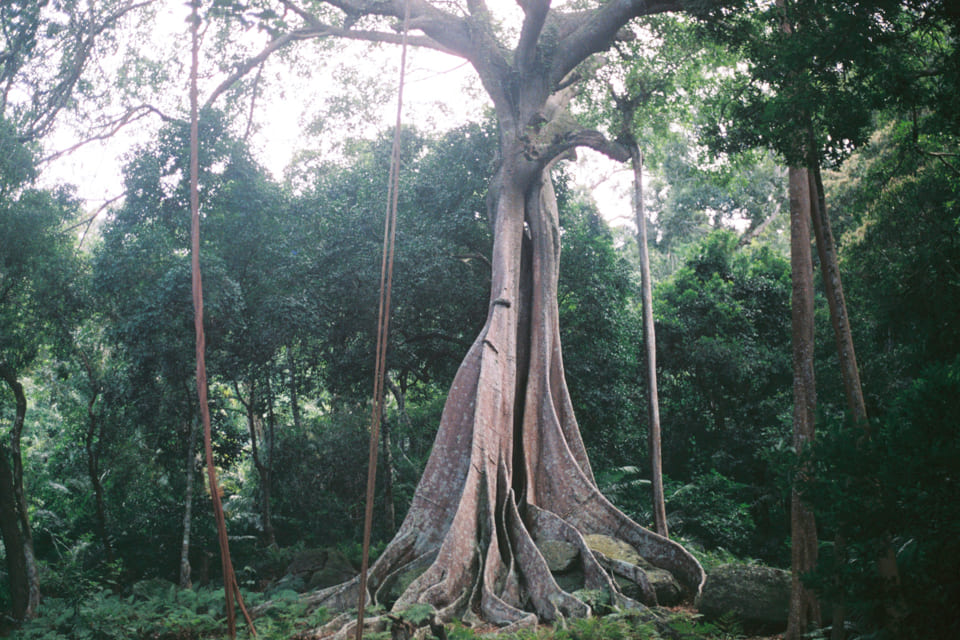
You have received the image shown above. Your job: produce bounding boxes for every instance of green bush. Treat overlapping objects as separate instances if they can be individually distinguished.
[666,470,758,557]
[12,583,328,640]
[803,357,960,639]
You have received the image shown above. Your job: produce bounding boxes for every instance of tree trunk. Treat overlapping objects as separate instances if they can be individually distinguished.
[242,379,276,548]
[1,364,39,619]
[307,105,704,635]
[385,376,415,535]
[81,351,114,565]
[629,144,668,538]
[808,164,905,638]
[807,166,866,426]
[86,393,113,565]
[263,375,277,547]
[0,440,29,620]
[380,394,397,535]
[179,415,199,589]
[287,345,302,433]
[189,3,253,633]
[786,166,821,640]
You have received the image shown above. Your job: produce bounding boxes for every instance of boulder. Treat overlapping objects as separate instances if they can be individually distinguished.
[697,563,790,633]
[537,539,580,573]
[283,548,357,591]
[583,534,682,606]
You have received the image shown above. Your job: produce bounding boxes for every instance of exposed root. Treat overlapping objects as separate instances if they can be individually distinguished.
[298,166,705,638]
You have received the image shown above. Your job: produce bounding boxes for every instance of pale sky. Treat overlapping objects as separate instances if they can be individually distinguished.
[41,0,631,228]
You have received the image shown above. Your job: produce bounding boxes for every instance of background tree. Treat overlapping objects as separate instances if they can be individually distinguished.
[0,119,84,619]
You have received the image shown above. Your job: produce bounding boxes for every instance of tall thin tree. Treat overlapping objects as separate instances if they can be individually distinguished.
[188,1,255,636]
[786,166,820,640]
[628,143,668,538]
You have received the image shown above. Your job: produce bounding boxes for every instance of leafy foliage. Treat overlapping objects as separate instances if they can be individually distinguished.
[802,358,960,639]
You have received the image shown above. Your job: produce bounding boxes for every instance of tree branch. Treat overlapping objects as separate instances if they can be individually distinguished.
[203,26,331,109]
[202,19,458,111]
[40,104,173,164]
[19,0,156,142]
[517,0,551,73]
[549,0,683,88]
[525,128,630,167]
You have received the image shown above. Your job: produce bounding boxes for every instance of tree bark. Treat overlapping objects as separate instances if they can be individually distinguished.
[786,167,821,640]
[0,440,29,620]
[629,144,668,539]
[80,351,114,564]
[287,346,302,433]
[1,364,39,619]
[179,415,199,589]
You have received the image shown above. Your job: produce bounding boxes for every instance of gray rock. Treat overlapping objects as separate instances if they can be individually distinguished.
[697,563,790,633]
[583,534,682,606]
[646,566,682,606]
[283,548,357,592]
[537,540,580,573]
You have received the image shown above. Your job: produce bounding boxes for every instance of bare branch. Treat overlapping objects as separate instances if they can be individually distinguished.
[19,0,157,142]
[279,0,324,28]
[928,151,960,177]
[203,27,329,109]
[242,63,266,143]
[202,20,457,111]
[40,105,173,164]
[70,192,126,249]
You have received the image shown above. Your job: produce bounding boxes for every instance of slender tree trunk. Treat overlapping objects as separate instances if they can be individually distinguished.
[287,346,302,433]
[808,164,904,638]
[179,415,199,589]
[85,393,113,565]
[263,376,277,547]
[380,412,397,535]
[188,3,253,634]
[0,440,29,620]
[808,167,866,425]
[241,379,276,547]
[786,166,821,640]
[1,364,39,619]
[80,351,114,565]
[629,144,668,538]
[381,378,407,534]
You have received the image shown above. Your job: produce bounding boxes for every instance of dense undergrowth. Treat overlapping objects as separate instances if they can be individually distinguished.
[9,544,753,640]
[11,587,745,640]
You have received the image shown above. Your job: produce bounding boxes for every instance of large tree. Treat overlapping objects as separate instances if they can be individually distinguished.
[228,0,720,632]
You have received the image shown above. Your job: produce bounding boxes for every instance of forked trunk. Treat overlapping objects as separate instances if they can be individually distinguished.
[307,131,704,636]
